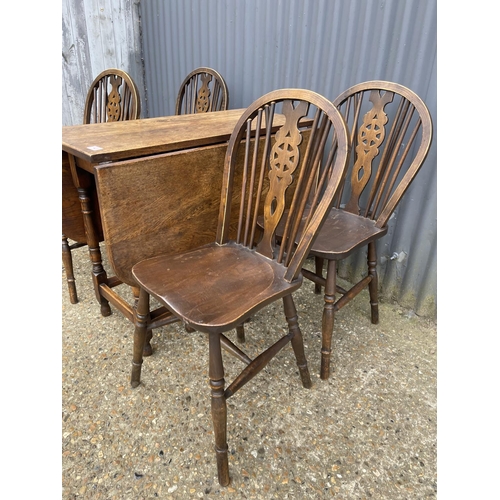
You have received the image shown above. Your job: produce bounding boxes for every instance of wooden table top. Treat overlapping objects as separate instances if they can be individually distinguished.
[62,109,248,164]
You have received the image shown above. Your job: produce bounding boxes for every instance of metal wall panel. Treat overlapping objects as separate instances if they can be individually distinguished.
[62,0,145,126]
[140,0,437,317]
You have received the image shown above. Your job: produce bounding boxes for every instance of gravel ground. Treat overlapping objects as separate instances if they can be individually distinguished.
[62,244,437,499]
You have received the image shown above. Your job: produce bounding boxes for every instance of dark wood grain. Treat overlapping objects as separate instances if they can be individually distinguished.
[62,151,88,244]
[96,143,229,286]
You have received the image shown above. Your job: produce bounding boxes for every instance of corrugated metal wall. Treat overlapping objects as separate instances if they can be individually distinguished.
[61,0,437,317]
[62,0,145,126]
[139,0,437,317]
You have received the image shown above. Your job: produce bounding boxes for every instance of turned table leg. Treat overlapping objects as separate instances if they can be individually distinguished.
[68,154,111,317]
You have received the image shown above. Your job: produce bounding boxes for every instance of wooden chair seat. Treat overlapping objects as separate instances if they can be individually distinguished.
[308,208,388,259]
[272,207,388,260]
[133,242,302,333]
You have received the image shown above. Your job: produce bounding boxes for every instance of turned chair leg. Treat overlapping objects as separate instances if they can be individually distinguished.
[236,324,245,343]
[143,330,153,357]
[208,332,230,486]
[62,235,78,304]
[131,285,140,307]
[320,259,337,380]
[283,294,312,389]
[132,284,153,356]
[367,242,379,325]
[314,256,324,294]
[131,288,150,388]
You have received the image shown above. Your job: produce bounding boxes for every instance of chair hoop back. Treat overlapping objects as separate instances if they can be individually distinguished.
[332,80,432,228]
[216,89,349,282]
[175,67,229,115]
[83,68,141,124]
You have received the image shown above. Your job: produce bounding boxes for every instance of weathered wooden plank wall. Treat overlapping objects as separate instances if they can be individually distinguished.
[62,0,144,126]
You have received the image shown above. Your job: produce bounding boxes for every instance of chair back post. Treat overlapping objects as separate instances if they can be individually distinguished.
[216,88,349,283]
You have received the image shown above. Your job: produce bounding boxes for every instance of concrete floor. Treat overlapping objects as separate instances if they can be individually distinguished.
[62,244,437,499]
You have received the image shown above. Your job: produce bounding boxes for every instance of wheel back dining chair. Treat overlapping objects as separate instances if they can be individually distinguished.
[127,89,349,485]
[301,81,433,380]
[175,67,229,115]
[62,69,141,304]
